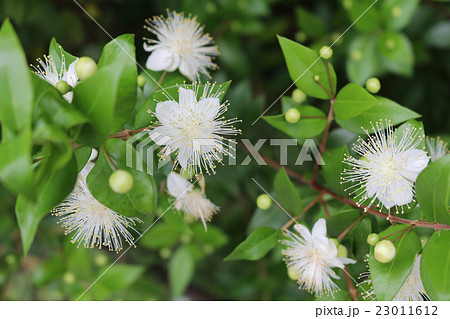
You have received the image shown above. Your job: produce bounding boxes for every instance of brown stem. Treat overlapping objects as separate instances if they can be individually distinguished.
[392,226,415,244]
[344,266,359,301]
[300,116,327,119]
[108,127,151,140]
[338,213,367,241]
[260,153,450,231]
[281,192,323,231]
[320,198,331,218]
[101,145,118,170]
[315,79,332,99]
[141,88,146,103]
[326,61,335,98]
[382,225,414,240]
[154,71,167,91]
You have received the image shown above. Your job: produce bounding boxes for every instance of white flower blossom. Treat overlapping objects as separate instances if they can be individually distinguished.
[53,161,141,252]
[143,11,219,80]
[150,83,240,175]
[341,120,429,214]
[282,218,356,296]
[167,172,218,230]
[426,136,448,162]
[32,52,79,103]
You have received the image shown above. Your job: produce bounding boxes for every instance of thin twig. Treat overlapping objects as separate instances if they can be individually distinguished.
[101,145,118,170]
[338,213,367,241]
[281,191,323,231]
[344,266,359,301]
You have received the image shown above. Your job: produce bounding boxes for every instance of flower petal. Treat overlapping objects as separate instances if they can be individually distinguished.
[155,100,180,126]
[401,149,429,181]
[312,218,327,239]
[167,172,193,198]
[195,97,220,121]
[179,60,196,81]
[179,88,197,108]
[64,59,79,87]
[146,47,178,71]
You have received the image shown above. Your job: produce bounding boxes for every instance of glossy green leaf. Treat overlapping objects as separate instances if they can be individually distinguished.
[140,223,181,249]
[263,105,327,139]
[15,158,78,254]
[378,31,414,76]
[336,96,420,134]
[278,36,336,100]
[74,146,93,172]
[381,0,420,31]
[274,168,303,215]
[322,146,348,196]
[0,19,33,135]
[169,246,196,298]
[86,139,156,217]
[295,7,326,38]
[421,231,450,301]
[346,34,379,85]
[334,83,378,121]
[225,227,279,261]
[416,155,450,224]
[369,225,421,300]
[191,223,228,248]
[48,37,78,71]
[343,0,380,33]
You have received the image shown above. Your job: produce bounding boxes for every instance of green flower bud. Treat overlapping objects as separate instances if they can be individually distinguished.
[5,254,15,266]
[337,244,348,258]
[292,89,306,104]
[203,244,214,255]
[385,38,396,50]
[365,77,381,94]
[319,46,333,60]
[367,233,380,246]
[137,75,146,88]
[350,49,362,61]
[285,108,301,124]
[329,238,340,248]
[109,169,134,194]
[343,0,353,10]
[295,31,307,43]
[94,254,108,267]
[313,74,320,82]
[287,268,298,281]
[159,248,172,259]
[374,240,396,263]
[256,194,272,210]
[180,233,192,244]
[56,80,71,95]
[75,56,98,80]
[392,6,403,18]
[63,272,75,285]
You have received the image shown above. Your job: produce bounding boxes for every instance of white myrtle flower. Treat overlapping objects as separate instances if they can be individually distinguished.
[359,254,429,301]
[341,120,429,214]
[143,11,219,81]
[282,218,356,296]
[150,83,240,175]
[53,162,141,252]
[167,172,218,230]
[32,52,79,103]
[426,136,448,162]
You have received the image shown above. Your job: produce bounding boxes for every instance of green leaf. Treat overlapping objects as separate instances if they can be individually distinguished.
[346,34,379,85]
[381,0,420,31]
[15,157,78,254]
[191,223,228,248]
[336,96,420,134]
[86,139,156,217]
[48,37,78,71]
[278,36,336,100]
[416,155,450,224]
[74,146,93,172]
[263,105,327,139]
[274,168,303,215]
[0,128,35,199]
[225,227,279,261]
[134,81,231,129]
[322,146,348,196]
[98,34,137,132]
[0,19,33,135]
[421,231,450,301]
[334,83,378,121]
[343,0,380,33]
[369,225,421,300]
[424,21,450,49]
[295,7,326,38]
[169,246,196,298]
[378,31,414,76]
[140,223,181,249]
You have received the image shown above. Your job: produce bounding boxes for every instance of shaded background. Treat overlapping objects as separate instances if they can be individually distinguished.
[0,0,449,300]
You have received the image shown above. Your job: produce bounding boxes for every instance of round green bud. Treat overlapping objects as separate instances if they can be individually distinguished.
[56,80,71,95]
[337,245,348,258]
[292,88,306,104]
[313,74,320,82]
[75,56,98,80]
[319,46,333,60]
[137,75,146,88]
[185,215,195,225]
[63,272,75,285]
[374,240,396,263]
[365,77,381,94]
[5,254,15,266]
[329,238,340,248]
[385,38,396,50]
[367,233,380,246]
[420,235,429,249]
[256,194,272,210]
[392,6,403,18]
[287,268,298,281]
[109,169,134,194]
[295,31,307,43]
[203,244,214,255]
[350,49,362,61]
[343,0,353,10]
[285,108,301,124]
[159,248,171,259]
[180,233,192,245]
[94,254,108,267]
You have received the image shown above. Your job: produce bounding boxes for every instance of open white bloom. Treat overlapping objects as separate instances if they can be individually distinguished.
[150,83,240,175]
[282,219,356,296]
[426,136,448,162]
[359,254,429,301]
[342,120,429,214]
[143,11,219,80]
[167,172,218,230]
[32,53,79,103]
[53,162,141,252]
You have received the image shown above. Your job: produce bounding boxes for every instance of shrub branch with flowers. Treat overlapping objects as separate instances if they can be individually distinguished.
[0,3,449,302]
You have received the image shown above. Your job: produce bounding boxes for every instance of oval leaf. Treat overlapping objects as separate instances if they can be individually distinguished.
[225,227,278,261]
